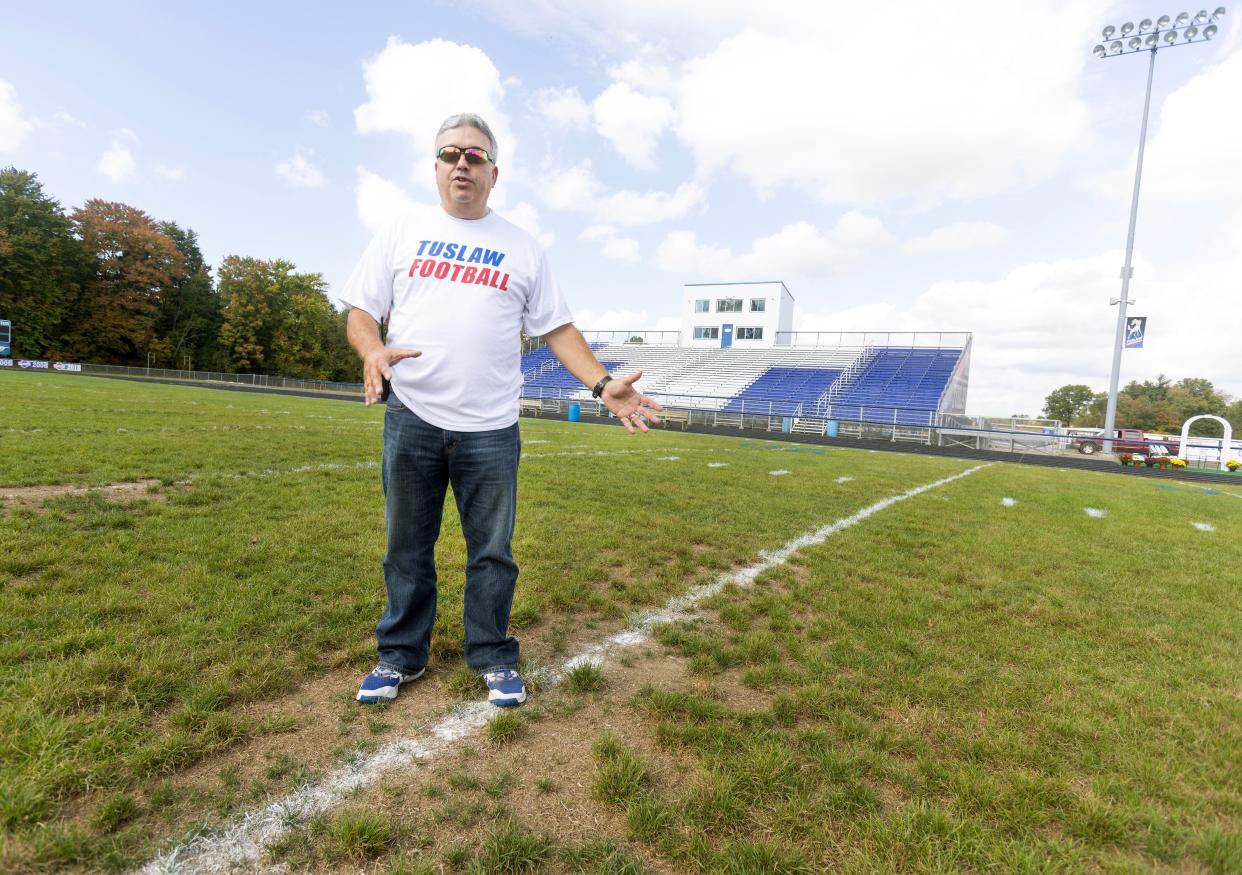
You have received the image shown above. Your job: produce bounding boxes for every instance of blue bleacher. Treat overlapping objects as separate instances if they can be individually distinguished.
[521,342,608,380]
[824,348,961,424]
[522,352,623,396]
[721,367,842,415]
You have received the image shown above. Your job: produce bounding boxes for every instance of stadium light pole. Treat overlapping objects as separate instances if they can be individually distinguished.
[1093,8,1225,452]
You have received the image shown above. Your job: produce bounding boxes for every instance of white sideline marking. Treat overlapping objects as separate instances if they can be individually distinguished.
[522,448,696,460]
[523,439,550,444]
[770,469,791,476]
[835,476,854,484]
[1192,521,1215,532]
[135,462,991,874]
[657,455,680,461]
[1001,497,1017,507]
[707,462,729,468]
[1085,507,1107,518]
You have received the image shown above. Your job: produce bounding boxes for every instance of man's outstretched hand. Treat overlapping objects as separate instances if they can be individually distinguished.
[362,347,421,406]
[600,371,664,433]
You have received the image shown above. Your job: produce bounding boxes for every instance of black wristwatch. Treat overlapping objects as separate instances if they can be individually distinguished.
[591,375,613,398]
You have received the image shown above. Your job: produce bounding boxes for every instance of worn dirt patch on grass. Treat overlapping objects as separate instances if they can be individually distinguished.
[0,478,167,510]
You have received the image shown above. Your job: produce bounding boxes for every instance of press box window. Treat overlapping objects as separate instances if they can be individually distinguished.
[750,299,766,312]
[693,326,720,339]
[694,299,710,313]
[737,327,763,340]
[716,298,743,313]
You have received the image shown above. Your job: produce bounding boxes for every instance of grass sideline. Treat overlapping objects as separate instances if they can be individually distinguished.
[1,370,1239,872]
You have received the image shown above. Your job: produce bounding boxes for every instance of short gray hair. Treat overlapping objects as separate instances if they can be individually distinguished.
[436,113,498,164]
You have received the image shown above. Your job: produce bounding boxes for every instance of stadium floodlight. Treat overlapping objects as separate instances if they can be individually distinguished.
[1091,8,1225,452]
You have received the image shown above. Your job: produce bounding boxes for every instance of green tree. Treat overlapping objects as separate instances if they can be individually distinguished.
[155,221,222,370]
[0,167,86,357]
[68,200,185,363]
[1122,374,1172,403]
[217,256,341,379]
[1225,399,1242,435]
[1168,378,1229,436]
[1042,384,1097,424]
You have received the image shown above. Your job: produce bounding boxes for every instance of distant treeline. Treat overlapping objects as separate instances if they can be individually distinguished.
[1043,376,1241,437]
[0,167,360,382]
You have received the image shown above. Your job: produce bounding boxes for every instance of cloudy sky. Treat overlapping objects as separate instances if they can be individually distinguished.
[2,1,1239,415]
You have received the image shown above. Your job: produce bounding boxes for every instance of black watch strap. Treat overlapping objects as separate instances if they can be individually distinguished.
[591,375,613,398]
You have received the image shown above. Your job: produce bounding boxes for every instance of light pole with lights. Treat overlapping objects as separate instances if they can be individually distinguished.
[1092,8,1225,452]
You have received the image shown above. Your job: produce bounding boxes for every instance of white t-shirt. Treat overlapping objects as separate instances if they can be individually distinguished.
[338,208,574,431]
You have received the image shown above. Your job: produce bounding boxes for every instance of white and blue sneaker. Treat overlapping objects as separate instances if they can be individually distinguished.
[483,668,527,708]
[356,666,425,703]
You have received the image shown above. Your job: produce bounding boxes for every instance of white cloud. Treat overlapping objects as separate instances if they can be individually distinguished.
[354,167,439,233]
[97,129,138,182]
[607,55,673,94]
[51,110,86,128]
[672,5,1101,204]
[276,149,326,188]
[305,109,329,127]
[572,308,652,331]
[154,162,185,181]
[1101,49,1242,206]
[533,87,591,129]
[599,183,705,225]
[795,249,1240,416]
[542,160,704,226]
[0,81,33,153]
[542,161,605,210]
[656,211,890,279]
[355,37,513,182]
[592,82,673,170]
[501,201,555,248]
[601,237,641,262]
[578,224,639,262]
[580,224,617,242]
[903,222,1010,257]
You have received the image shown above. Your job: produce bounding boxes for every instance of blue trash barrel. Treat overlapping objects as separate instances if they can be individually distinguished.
[825,420,839,437]
[567,402,581,422]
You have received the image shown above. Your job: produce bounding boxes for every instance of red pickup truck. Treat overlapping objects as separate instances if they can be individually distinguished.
[1072,428,1179,456]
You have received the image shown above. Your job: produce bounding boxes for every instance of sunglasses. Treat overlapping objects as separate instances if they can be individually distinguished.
[436,145,494,166]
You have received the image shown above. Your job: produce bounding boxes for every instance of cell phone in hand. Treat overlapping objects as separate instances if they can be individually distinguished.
[381,376,391,402]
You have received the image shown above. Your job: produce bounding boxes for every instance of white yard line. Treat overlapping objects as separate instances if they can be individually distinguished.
[135,462,991,874]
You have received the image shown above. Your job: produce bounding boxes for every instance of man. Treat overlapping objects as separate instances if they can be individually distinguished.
[340,113,662,708]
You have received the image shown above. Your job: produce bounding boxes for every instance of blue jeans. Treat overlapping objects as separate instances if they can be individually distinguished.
[376,398,521,675]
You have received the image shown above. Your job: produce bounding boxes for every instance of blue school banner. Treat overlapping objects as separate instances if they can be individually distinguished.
[1124,316,1147,349]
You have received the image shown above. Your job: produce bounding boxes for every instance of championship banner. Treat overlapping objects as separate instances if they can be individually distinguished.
[0,359,11,368]
[1124,316,1147,349]
[18,360,49,369]
[53,362,83,372]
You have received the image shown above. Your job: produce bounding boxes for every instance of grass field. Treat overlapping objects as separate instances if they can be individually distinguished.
[1,370,1239,874]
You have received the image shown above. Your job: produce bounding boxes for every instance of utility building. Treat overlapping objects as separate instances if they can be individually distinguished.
[680,281,794,348]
